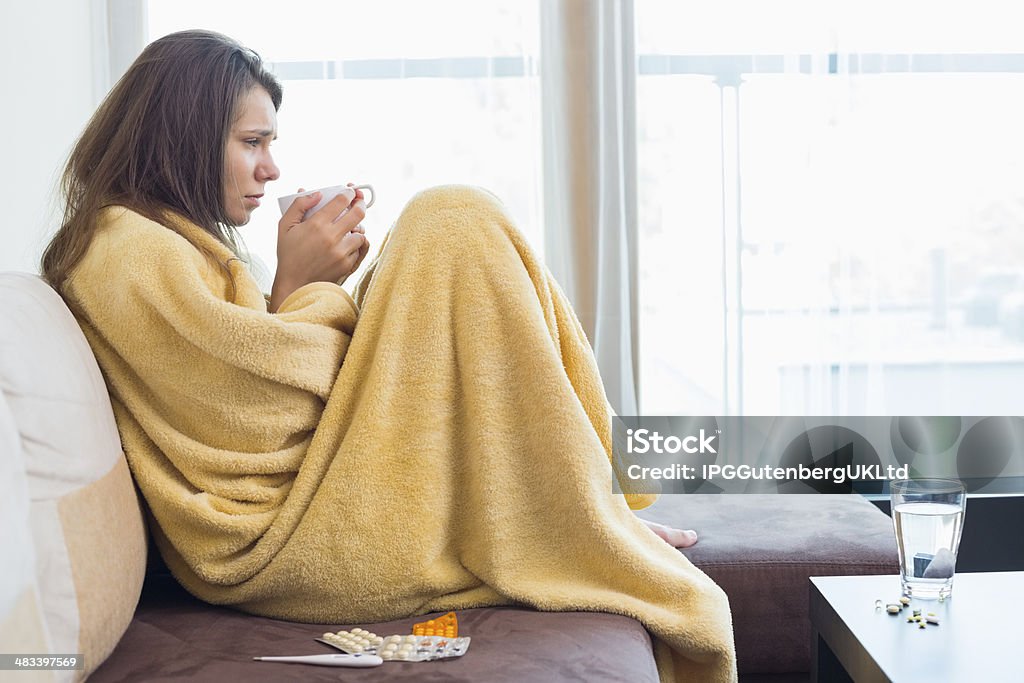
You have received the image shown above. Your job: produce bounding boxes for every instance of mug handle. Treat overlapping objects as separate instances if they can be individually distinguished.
[351,184,375,208]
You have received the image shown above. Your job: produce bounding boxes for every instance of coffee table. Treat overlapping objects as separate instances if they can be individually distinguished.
[809,571,1023,682]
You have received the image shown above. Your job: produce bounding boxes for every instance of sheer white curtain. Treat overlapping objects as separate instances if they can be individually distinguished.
[740,3,1024,416]
[636,0,1024,416]
[90,0,147,104]
[540,0,640,416]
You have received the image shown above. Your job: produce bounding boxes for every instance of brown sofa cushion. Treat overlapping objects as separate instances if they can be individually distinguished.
[90,575,660,682]
[637,494,899,674]
[104,494,897,679]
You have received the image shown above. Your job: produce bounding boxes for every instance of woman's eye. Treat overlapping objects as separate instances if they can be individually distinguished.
[245,139,260,147]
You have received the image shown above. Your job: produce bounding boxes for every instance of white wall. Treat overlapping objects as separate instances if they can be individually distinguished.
[0,1,99,274]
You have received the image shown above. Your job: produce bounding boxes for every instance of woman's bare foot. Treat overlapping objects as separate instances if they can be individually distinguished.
[642,519,698,548]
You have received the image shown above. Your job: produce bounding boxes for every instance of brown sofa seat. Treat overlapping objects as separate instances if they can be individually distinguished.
[93,493,896,681]
[637,494,899,674]
[91,574,660,683]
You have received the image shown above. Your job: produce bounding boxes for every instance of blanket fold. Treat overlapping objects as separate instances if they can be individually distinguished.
[65,187,736,682]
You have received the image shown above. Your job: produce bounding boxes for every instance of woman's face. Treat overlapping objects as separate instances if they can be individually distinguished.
[222,87,280,226]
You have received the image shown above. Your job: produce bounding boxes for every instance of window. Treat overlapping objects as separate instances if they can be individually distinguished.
[147,1,1024,416]
[148,0,543,286]
[635,0,1024,415]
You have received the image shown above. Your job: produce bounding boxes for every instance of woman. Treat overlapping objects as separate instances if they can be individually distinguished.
[42,30,736,682]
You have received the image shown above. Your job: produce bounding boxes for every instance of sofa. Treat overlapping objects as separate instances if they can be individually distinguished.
[0,271,900,682]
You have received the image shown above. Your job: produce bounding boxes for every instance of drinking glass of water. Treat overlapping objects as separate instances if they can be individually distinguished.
[891,478,966,600]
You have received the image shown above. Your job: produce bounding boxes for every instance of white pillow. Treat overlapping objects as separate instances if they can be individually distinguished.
[0,273,147,681]
[0,388,54,677]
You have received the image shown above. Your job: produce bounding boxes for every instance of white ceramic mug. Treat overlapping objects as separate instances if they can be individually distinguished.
[278,184,375,221]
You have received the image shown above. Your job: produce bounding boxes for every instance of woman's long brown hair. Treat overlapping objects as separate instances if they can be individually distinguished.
[41,29,282,295]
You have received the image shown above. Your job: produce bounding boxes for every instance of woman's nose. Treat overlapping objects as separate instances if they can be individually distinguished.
[259,153,280,182]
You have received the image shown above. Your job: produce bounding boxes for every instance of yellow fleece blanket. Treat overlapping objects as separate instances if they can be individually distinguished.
[65,185,736,682]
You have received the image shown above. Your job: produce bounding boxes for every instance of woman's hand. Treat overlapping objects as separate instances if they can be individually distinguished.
[269,186,370,312]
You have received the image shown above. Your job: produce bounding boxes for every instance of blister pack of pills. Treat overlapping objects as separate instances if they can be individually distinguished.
[414,612,458,637]
[317,628,471,662]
